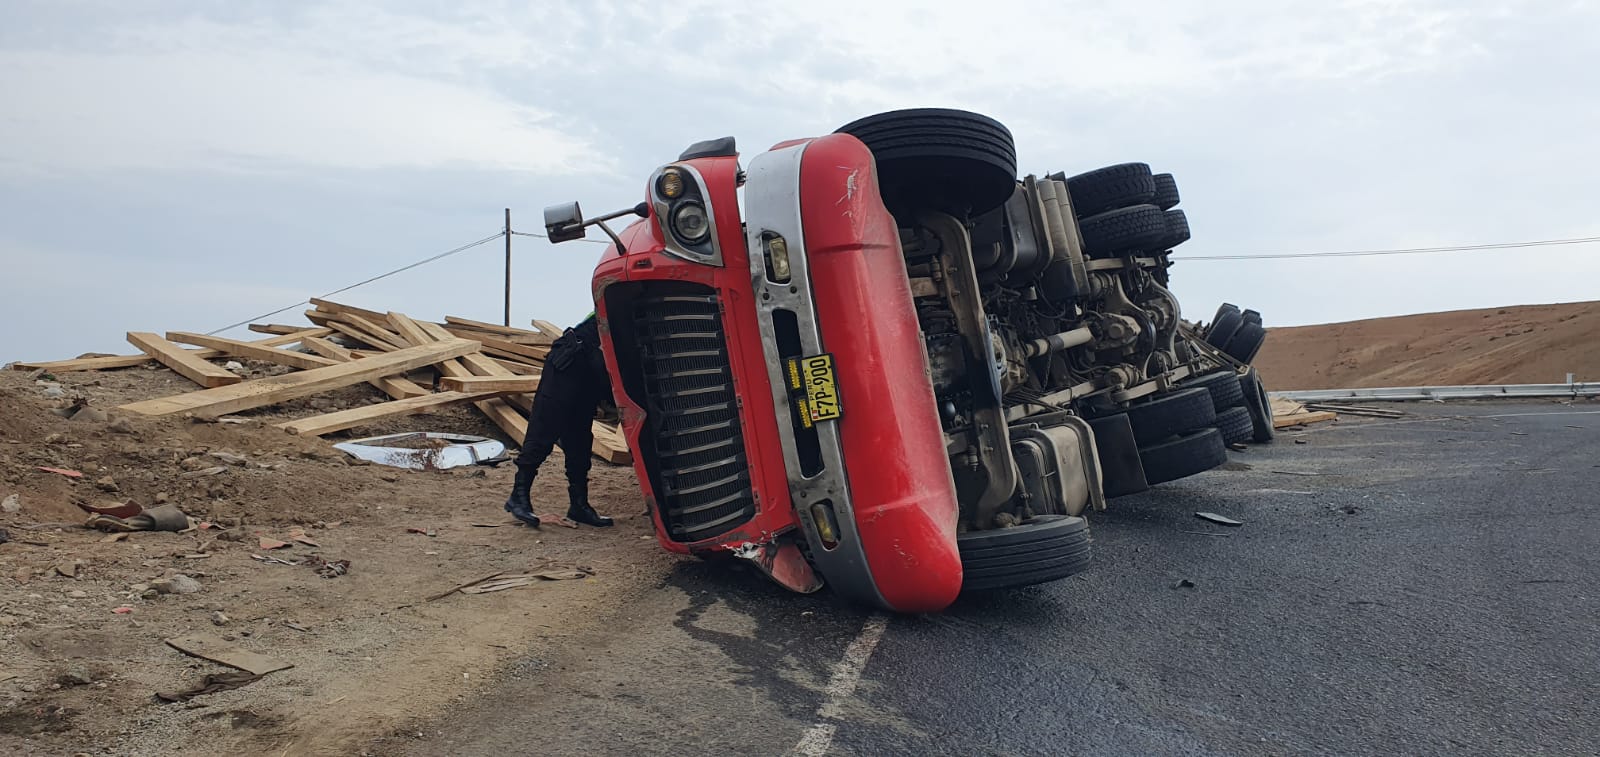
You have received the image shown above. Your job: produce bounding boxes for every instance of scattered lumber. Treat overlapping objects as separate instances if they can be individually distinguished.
[127,332,243,388]
[16,297,631,464]
[119,340,480,418]
[277,390,506,436]
[440,375,542,393]
[1270,397,1339,429]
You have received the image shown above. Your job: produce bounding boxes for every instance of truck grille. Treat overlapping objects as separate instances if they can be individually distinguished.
[632,288,755,542]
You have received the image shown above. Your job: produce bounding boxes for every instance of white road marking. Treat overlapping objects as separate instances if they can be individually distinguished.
[790,614,890,757]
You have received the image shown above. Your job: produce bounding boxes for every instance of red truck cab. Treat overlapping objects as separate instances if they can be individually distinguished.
[586,134,963,613]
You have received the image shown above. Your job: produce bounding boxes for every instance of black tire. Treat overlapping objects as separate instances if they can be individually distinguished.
[1240,369,1276,443]
[1241,309,1262,325]
[1151,173,1180,210]
[1207,310,1245,349]
[959,514,1092,592]
[1225,322,1267,364]
[1078,204,1167,257]
[1215,406,1253,445]
[1125,387,1217,446]
[1139,427,1228,485]
[1063,163,1156,217]
[1213,303,1240,323]
[836,108,1017,217]
[1183,369,1245,411]
[1157,209,1190,249]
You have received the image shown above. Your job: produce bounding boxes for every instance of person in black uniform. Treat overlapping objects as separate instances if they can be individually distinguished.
[503,313,615,529]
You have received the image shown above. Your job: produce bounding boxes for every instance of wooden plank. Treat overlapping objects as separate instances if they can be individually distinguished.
[300,337,430,399]
[247,323,308,336]
[531,319,565,338]
[12,329,331,373]
[118,340,480,417]
[128,332,243,388]
[445,315,553,343]
[305,311,403,352]
[440,375,541,393]
[309,298,390,324]
[440,327,550,361]
[491,358,542,375]
[166,332,339,371]
[166,635,293,676]
[441,325,552,346]
[1273,410,1338,429]
[591,421,631,465]
[276,390,507,436]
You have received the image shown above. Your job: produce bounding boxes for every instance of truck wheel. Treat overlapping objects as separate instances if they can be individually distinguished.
[1151,173,1180,210]
[1078,204,1167,257]
[1183,369,1245,411]
[1207,309,1244,349]
[1063,162,1156,217]
[1242,309,1262,325]
[1240,368,1276,443]
[1225,322,1267,364]
[835,108,1017,217]
[958,514,1092,592]
[1157,209,1190,249]
[1139,427,1228,485]
[1126,387,1216,446]
[1215,406,1253,444]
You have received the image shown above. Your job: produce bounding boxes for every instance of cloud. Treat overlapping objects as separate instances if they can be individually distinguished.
[0,10,609,176]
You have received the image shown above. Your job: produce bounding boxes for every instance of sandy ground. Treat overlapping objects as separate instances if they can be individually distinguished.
[0,366,667,756]
[1254,300,1600,391]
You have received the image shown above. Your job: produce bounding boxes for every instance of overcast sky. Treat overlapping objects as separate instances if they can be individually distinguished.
[3,0,1597,363]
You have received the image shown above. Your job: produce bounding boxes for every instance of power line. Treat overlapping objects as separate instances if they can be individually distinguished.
[1184,235,1600,261]
[206,231,505,335]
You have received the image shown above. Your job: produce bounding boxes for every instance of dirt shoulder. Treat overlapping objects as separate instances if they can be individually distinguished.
[0,368,666,756]
[1254,300,1600,390]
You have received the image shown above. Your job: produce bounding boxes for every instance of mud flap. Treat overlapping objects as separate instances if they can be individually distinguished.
[734,539,824,594]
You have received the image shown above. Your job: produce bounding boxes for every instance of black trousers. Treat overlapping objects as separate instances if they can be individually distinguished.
[512,365,601,485]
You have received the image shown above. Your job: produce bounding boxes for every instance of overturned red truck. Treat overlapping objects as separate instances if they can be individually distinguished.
[543,109,1273,614]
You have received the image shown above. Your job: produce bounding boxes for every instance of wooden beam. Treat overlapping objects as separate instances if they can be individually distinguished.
[13,329,330,373]
[118,340,480,418]
[166,332,339,371]
[1273,411,1338,429]
[443,316,554,344]
[309,298,390,324]
[276,390,506,436]
[247,323,308,336]
[305,311,404,352]
[440,375,541,393]
[440,327,550,361]
[531,319,565,338]
[491,358,541,375]
[127,332,243,388]
[300,337,430,399]
[403,317,530,441]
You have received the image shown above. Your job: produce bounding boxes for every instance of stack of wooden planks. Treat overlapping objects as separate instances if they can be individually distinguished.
[10,299,630,464]
[1270,397,1338,429]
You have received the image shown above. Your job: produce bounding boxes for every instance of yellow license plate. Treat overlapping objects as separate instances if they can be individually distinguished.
[788,354,842,425]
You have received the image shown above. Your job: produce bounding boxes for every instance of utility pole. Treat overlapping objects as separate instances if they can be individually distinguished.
[504,208,512,327]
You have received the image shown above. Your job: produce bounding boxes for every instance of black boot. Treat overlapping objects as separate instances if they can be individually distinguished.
[504,465,540,529]
[566,480,613,528]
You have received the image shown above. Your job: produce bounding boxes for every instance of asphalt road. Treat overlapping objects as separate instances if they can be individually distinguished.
[405,401,1600,756]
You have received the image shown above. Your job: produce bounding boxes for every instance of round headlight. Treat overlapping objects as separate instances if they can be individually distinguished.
[658,169,685,199]
[671,201,710,244]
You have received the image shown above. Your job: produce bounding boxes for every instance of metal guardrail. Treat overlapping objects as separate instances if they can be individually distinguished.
[1272,383,1599,402]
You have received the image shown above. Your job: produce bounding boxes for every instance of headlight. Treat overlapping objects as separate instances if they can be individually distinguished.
[671,201,710,244]
[657,169,685,199]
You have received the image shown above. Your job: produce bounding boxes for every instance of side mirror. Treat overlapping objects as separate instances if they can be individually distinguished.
[544,202,586,244]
